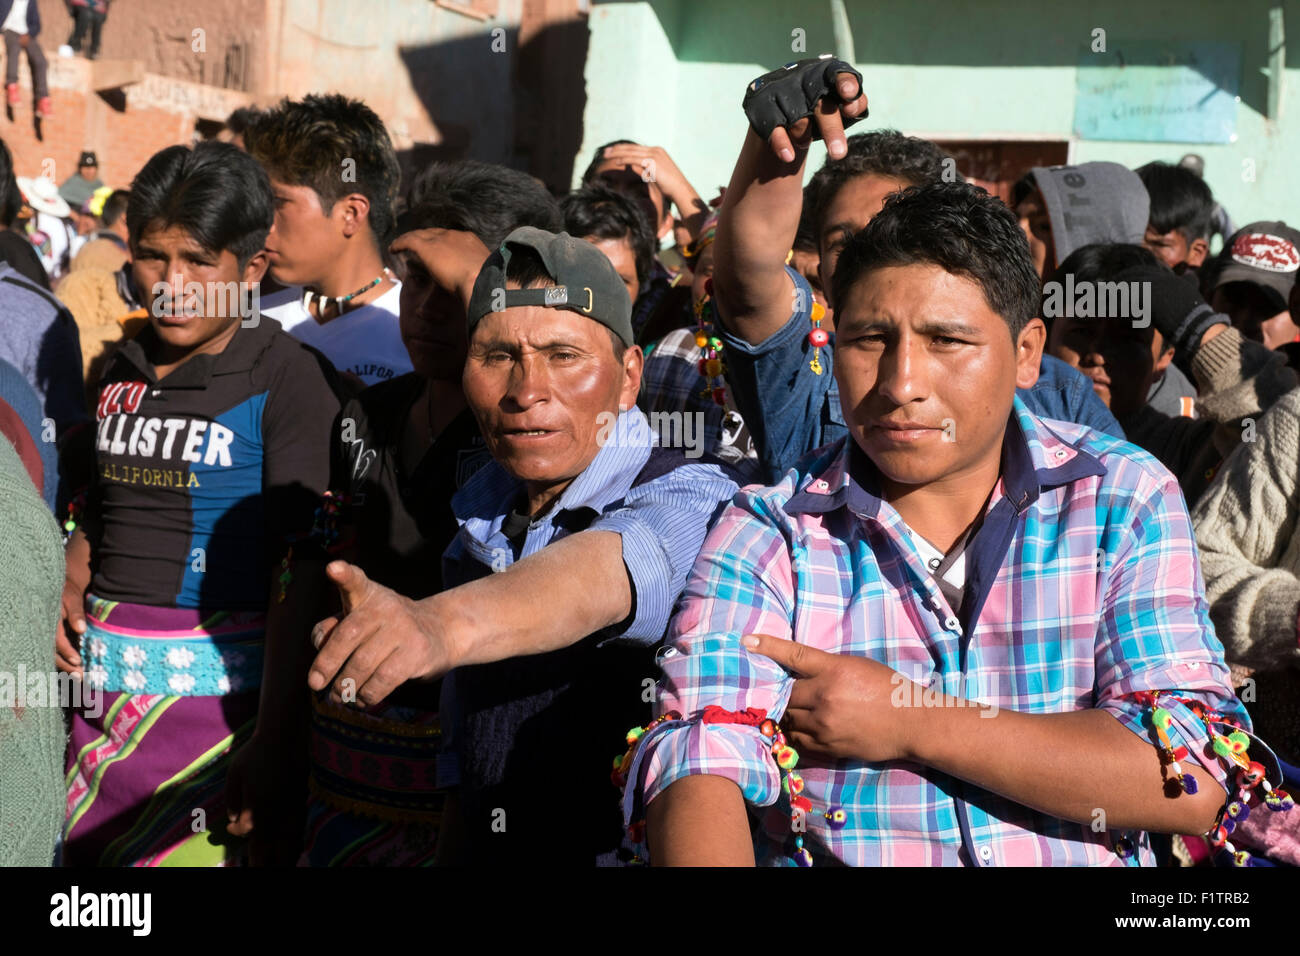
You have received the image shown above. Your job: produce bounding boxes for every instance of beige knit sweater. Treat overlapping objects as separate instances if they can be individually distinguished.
[1194,385,1300,667]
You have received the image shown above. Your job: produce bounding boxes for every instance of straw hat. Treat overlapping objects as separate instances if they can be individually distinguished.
[16,176,71,218]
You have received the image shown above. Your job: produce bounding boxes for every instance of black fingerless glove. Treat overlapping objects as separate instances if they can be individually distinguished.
[742,54,865,143]
[1114,264,1227,368]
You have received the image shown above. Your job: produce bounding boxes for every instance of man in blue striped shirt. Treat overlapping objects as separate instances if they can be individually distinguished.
[306,228,738,864]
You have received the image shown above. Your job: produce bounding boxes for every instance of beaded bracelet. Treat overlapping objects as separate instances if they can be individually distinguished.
[61,490,88,540]
[613,706,848,866]
[1131,689,1294,867]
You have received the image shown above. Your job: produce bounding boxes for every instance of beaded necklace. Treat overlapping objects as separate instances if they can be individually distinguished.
[807,301,828,374]
[303,268,393,319]
[693,277,728,406]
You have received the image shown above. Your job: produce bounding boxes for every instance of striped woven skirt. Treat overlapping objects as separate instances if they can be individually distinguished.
[298,693,449,866]
[62,596,265,867]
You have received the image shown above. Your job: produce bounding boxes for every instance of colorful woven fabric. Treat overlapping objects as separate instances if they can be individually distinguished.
[299,696,447,866]
[625,397,1261,866]
[80,594,264,697]
[298,798,440,867]
[306,695,446,822]
[62,598,262,867]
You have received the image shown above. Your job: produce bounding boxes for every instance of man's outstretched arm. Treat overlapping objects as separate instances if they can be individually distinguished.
[307,530,631,706]
[307,463,737,705]
[713,61,866,345]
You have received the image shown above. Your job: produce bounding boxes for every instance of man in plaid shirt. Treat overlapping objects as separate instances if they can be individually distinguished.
[625,156,1273,862]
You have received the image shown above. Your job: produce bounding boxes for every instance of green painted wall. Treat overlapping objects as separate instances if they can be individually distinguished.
[580,0,1300,230]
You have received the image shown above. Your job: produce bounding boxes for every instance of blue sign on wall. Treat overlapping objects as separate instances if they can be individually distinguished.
[1074,42,1241,144]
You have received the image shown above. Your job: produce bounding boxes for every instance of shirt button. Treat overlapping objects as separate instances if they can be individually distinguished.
[928,558,941,570]
[944,615,961,631]
[979,845,993,862]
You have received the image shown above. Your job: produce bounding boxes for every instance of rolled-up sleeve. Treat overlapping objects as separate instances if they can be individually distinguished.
[623,488,800,824]
[717,266,837,482]
[1094,468,1273,797]
[589,461,737,645]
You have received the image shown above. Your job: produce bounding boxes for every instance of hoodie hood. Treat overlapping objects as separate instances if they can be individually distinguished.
[1031,162,1150,267]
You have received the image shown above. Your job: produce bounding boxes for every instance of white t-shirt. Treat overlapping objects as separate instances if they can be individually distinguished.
[258,281,412,387]
[3,1,29,35]
[905,528,967,594]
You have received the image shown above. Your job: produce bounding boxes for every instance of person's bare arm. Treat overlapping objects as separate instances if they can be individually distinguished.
[646,775,756,866]
[56,527,93,674]
[308,529,631,705]
[712,70,866,346]
[908,704,1222,834]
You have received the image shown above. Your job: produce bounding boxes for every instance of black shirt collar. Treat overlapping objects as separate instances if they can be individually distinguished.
[113,318,277,387]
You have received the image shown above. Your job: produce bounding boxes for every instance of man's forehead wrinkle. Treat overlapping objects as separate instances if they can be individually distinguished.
[474,316,596,350]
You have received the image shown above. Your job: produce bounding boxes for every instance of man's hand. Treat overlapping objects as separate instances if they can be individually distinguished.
[598,143,706,229]
[224,732,308,866]
[743,633,918,763]
[389,227,490,316]
[742,57,868,163]
[307,561,459,706]
[56,578,87,676]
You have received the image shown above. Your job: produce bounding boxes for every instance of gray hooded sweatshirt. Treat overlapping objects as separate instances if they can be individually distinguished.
[1031,161,1150,267]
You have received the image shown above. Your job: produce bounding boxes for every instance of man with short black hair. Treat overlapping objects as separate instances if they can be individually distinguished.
[1136,161,1215,274]
[246,94,409,388]
[582,141,706,339]
[562,182,656,308]
[629,179,1281,868]
[712,57,1121,484]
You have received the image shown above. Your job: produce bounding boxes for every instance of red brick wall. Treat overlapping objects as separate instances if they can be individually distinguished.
[1,52,248,193]
[41,0,269,93]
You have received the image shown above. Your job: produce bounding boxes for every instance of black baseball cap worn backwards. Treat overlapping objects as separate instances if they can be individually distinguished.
[467,226,635,347]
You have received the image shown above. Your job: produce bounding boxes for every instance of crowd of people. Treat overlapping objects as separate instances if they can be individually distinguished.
[4,53,1300,868]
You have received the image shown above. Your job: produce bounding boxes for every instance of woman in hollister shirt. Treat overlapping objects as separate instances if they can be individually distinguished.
[57,142,341,866]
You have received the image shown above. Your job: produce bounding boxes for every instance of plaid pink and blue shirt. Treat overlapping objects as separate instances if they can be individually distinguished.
[624,397,1268,866]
